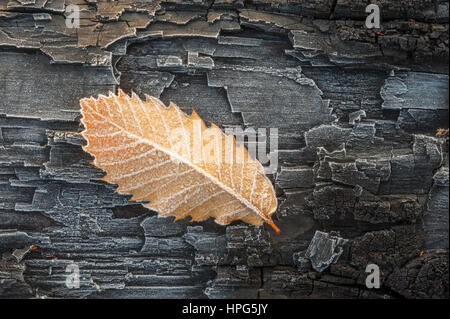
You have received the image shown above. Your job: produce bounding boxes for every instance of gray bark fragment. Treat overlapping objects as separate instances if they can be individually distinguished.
[381,72,449,111]
[303,231,348,272]
[423,167,449,249]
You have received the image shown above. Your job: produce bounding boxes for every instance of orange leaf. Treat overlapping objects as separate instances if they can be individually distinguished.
[80,89,279,233]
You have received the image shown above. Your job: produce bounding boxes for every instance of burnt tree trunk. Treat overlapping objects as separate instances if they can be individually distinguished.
[0,0,448,299]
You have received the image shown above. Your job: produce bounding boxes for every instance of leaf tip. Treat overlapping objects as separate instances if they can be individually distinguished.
[267,218,280,234]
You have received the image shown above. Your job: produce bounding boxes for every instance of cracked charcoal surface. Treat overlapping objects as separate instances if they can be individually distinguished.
[0,0,448,299]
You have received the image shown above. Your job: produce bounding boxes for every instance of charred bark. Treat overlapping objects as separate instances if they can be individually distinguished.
[0,0,448,299]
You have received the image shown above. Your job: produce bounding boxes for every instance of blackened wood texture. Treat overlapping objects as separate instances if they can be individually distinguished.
[0,0,448,299]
